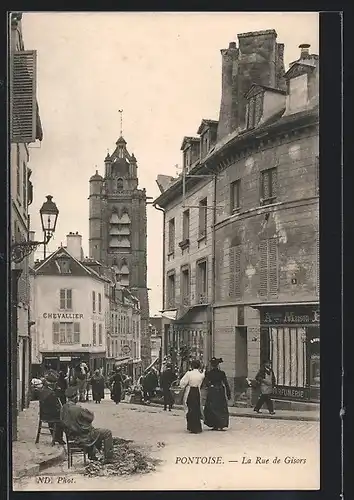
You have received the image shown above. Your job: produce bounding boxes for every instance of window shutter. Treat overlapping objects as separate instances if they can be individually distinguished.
[268,238,279,297]
[11,50,37,143]
[67,289,72,309]
[60,289,65,309]
[53,322,59,344]
[229,247,236,297]
[271,169,278,198]
[66,324,73,344]
[259,240,268,297]
[74,323,80,344]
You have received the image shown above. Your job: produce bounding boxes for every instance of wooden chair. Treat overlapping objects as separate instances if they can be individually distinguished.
[64,431,88,468]
[35,419,59,445]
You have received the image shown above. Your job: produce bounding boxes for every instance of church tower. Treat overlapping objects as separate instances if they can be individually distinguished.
[89,134,150,368]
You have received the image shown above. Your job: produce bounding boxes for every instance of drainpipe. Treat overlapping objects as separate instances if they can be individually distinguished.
[211,172,217,358]
[153,203,166,352]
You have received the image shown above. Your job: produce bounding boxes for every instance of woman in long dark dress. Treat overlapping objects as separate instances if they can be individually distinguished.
[91,369,105,404]
[203,357,231,431]
[179,360,205,434]
[110,367,123,404]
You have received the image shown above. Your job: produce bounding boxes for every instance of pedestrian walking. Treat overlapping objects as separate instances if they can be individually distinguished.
[60,386,114,461]
[75,361,89,402]
[160,363,177,411]
[179,360,205,434]
[203,357,231,431]
[253,360,276,415]
[91,369,105,404]
[142,369,158,404]
[110,367,123,404]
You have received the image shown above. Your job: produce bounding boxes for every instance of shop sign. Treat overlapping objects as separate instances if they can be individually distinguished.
[43,313,84,319]
[272,385,310,401]
[59,356,72,361]
[262,307,320,325]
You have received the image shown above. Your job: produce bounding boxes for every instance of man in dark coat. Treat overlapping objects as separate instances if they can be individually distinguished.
[39,370,65,445]
[142,369,158,404]
[160,364,176,411]
[253,360,276,415]
[60,386,113,461]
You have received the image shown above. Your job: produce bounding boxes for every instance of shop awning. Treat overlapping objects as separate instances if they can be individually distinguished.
[161,310,177,321]
[250,301,319,308]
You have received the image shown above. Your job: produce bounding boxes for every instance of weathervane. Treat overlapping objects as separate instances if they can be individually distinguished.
[118,109,123,136]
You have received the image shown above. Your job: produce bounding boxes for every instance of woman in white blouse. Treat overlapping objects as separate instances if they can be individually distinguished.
[179,360,206,434]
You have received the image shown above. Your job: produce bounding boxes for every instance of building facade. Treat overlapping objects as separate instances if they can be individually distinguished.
[88,135,150,368]
[154,31,319,405]
[32,233,109,375]
[149,316,162,365]
[10,11,43,437]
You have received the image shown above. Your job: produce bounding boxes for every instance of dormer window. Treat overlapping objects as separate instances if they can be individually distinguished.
[284,59,318,115]
[247,93,263,129]
[201,133,209,159]
[197,120,218,160]
[183,148,191,169]
[56,258,71,274]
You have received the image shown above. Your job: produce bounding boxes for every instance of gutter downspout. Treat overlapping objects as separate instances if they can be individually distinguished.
[211,173,217,358]
[153,203,166,353]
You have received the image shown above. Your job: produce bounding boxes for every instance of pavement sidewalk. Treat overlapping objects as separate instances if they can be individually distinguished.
[122,400,320,422]
[12,401,66,479]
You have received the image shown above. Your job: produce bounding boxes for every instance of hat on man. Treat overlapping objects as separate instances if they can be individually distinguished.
[65,386,78,399]
[45,369,59,383]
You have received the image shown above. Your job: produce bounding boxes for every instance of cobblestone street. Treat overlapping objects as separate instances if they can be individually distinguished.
[14,398,320,491]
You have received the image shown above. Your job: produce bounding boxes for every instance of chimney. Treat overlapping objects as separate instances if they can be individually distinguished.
[66,232,83,261]
[299,43,311,59]
[217,41,239,141]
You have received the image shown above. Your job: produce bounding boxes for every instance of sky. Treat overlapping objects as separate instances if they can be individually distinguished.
[22,12,319,315]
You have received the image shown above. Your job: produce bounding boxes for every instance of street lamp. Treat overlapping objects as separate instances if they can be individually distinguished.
[11,195,59,263]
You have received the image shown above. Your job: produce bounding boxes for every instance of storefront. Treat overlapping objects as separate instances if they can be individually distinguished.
[42,352,105,375]
[258,305,320,403]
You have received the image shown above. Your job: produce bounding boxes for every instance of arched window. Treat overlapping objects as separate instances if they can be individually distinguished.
[117,178,123,190]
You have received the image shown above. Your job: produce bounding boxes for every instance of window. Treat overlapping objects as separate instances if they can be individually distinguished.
[183,149,190,169]
[16,145,21,198]
[181,265,190,306]
[259,238,279,298]
[198,198,207,238]
[247,93,263,129]
[22,162,27,207]
[261,168,278,205]
[196,259,207,303]
[98,293,102,313]
[167,271,176,308]
[229,245,242,299]
[53,322,79,344]
[98,323,103,345]
[182,209,190,240]
[60,289,72,310]
[201,133,209,158]
[117,178,123,190]
[168,218,175,254]
[56,258,71,274]
[230,180,241,213]
[92,291,96,313]
[93,323,97,346]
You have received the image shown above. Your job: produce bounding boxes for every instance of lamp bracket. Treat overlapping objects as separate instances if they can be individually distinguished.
[11,233,53,264]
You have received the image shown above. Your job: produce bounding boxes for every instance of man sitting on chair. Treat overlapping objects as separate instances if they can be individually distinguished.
[39,370,65,445]
[60,386,114,461]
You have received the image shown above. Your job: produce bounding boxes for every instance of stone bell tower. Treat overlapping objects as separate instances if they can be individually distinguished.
[88,133,150,368]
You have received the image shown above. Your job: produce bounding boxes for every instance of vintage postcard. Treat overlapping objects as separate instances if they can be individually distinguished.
[10,11,320,491]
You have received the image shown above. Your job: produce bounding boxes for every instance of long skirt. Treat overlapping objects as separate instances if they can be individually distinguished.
[203,386,229,429]
[111,382,122,403]
[186,387,203,434]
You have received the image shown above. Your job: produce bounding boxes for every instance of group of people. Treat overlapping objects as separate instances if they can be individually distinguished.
[37,369,114,461]
[176,358,276,434]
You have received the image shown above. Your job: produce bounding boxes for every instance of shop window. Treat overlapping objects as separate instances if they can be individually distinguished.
[269,327,307,387]
[260,167,277,205]
[229,245,242,300]
[60,289,72,310]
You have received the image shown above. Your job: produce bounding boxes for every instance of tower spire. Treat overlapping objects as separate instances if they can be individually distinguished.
[118,109,123,137]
